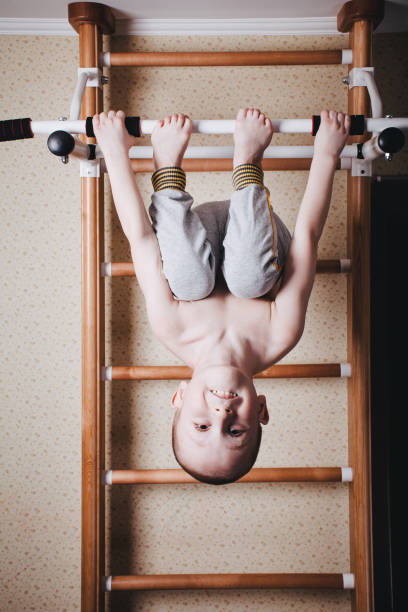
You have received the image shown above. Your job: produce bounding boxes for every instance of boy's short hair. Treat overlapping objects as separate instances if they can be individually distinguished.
[171,411,262,485]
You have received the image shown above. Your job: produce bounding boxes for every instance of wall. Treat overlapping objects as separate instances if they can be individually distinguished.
[0,27,406,612]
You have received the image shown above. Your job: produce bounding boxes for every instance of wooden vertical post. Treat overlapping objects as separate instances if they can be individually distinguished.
[68,4,114,611]
[338,2,384,611]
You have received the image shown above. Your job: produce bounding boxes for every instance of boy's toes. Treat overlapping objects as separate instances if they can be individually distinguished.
[320,109,329,122]
[236,108,247,120]
[184,116,193,132]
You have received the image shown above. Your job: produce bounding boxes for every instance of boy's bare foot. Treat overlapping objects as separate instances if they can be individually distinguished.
[233,108,274,169]
[151,113,193,171]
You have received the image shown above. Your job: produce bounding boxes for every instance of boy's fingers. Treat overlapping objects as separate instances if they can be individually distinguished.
[107,110,116,119]
[344,114,351,132]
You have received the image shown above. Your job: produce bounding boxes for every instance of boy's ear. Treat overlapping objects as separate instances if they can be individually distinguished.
[257,394,269,425]
[171,380,188,408]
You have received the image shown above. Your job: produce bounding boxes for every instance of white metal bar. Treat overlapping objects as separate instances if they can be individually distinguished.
[30,117,408,137]
[70,71,89,120]
[128,145,316,159]
[126,145,360,159]
[362,71,383,122]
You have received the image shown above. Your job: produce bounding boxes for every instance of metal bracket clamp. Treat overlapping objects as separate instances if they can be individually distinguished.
[70,68,105,121]
[348,66,374,88]
[347,67,383,129]
[352,158,372,177]
[80,159,101,178]
[78,67,103,88]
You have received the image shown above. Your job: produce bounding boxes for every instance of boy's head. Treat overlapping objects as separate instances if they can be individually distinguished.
[171,365,269,485]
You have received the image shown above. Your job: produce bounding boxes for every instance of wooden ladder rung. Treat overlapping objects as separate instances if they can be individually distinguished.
[129,158,343,172]
[102,259,351,277]
[105,50,345,67]
[105,572,355,591]
[105,467,353,485]
[103,363,351,381]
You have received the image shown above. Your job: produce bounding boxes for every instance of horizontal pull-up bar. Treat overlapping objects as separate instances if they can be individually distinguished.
[102,363,351,381]
[5,116,407,141]
[105,573,355,591]
[102,49,352,67]
[35,115,371,136]
[101,259,351,277]
[105,467,353,484]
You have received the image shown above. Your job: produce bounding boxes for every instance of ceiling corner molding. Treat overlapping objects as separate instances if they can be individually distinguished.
[0,16,342,36]
[0,18,73,36]
[115,17,340,35]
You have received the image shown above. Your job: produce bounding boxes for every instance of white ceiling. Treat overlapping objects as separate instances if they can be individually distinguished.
[0,0,407,32]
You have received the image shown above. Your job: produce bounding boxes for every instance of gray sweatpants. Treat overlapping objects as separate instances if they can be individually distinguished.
[148,184,292,301]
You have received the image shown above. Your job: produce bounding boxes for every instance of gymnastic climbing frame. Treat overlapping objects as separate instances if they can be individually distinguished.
[67,1,385,610]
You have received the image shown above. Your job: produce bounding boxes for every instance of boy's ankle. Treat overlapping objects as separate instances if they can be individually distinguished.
[152,166,186,192]
[232,163,265,191]
[233,157,263,170]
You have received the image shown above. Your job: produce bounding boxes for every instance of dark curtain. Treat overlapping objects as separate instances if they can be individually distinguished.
[371,176,408,612]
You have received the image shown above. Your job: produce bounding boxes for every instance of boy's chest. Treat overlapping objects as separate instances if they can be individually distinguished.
[173,275,274,357]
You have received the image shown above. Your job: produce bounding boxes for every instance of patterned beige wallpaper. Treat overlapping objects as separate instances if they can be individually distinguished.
[0,26,406,612]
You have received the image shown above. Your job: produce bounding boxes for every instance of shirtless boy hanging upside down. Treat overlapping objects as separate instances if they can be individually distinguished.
[93,107,350,485]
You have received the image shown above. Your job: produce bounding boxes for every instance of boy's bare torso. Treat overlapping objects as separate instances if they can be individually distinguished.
[153,270,285,375]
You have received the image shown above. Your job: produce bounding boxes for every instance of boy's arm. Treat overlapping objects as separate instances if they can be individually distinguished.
[268,110,350,351]
[92,111,180,330]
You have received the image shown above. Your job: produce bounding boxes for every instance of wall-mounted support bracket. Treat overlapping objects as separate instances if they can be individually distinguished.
[80,159,100,178]
[352,158,372,177]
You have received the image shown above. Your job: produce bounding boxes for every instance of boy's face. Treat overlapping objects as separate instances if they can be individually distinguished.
[171,365,269,479]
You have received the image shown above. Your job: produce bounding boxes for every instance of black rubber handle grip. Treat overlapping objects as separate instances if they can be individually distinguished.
[86,116,141,138]
[0,118,33,142]
[312,114,365,136]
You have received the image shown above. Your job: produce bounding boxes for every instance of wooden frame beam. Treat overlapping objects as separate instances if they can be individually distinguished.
[68,3,115,611]
[339,1,385,610]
